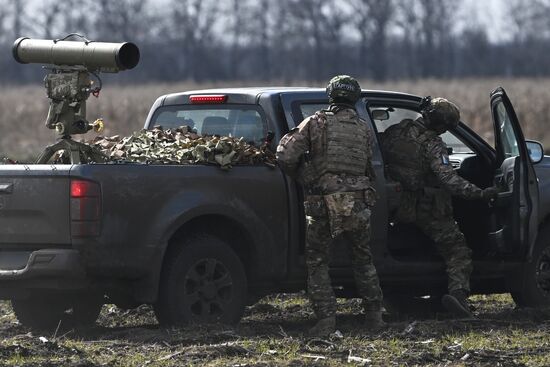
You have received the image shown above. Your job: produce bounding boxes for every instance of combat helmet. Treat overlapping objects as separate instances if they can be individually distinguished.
[420,96,460,133]
[326,75,361,105]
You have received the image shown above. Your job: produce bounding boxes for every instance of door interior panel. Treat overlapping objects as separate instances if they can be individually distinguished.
[492,157,522,254]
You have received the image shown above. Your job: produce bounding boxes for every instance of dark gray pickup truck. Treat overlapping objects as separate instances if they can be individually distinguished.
[1,87,549,328]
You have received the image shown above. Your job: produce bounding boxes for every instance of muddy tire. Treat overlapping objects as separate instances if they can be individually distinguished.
[512,224,550,307]
[154,235,247,326]
[11,293,102,330]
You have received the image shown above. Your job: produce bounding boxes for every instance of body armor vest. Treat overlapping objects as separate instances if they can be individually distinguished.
[381,119,434,191]
[311,110,370,178]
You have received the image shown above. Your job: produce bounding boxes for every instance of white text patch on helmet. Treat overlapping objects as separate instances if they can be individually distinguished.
[332,82,356,91]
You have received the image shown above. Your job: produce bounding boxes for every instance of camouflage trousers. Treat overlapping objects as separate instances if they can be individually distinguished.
[399,190,473,293]
[304,194,383,319]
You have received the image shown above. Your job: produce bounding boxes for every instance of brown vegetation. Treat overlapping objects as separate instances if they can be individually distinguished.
[1,294,550,366]
[1,78,549,161]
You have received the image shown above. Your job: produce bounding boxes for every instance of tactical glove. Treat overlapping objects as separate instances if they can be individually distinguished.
[481,186,499,202]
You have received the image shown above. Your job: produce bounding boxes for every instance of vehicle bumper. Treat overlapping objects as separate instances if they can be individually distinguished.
[0,249,85,279]
[0,249,88,299]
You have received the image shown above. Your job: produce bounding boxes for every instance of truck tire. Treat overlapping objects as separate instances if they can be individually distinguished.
[11,293,102,330]
[512,224,550,307]
[154,235,247,326]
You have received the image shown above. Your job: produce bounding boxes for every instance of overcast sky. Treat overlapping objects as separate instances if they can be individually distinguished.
[464,0,509,42]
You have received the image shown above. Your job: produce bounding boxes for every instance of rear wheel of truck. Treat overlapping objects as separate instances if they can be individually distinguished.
[11,293,103,330]
[154,235,248,326]
[512,224,550,307]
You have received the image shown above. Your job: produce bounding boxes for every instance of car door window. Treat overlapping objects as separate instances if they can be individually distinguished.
[494,101,520,158]
[299,103,328,119]
[370,107,420,132]
[369,106,473,154]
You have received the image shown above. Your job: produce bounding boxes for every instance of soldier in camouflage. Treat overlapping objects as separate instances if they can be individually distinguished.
[276,75,385,336]
[380,97,498,318]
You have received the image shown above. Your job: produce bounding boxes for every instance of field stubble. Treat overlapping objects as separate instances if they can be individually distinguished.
[1,78,550,160]
[0,293,550,366]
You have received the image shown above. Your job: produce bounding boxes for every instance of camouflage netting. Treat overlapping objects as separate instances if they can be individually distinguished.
[89,125,276,169]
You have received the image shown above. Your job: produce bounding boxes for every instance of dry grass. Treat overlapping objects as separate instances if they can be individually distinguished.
[1,294,550,366]
[1,78,549,160]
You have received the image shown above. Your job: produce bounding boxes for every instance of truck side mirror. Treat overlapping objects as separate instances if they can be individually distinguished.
[526,140,544,164]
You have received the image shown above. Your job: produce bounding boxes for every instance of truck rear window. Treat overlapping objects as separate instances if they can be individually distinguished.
[151,105,266,146]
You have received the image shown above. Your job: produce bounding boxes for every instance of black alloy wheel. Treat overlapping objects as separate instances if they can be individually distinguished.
[154,235,247,326]
[183,258,234,323]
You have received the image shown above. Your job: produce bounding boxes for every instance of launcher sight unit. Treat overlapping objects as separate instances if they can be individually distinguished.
[12,35,140,163]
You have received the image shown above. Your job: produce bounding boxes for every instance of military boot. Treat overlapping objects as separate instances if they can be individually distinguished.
[364,301,387,332]
[308,316,336,337]
[442,289,474,318]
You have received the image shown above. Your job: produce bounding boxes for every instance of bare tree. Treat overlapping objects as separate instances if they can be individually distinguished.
[394,0,457,78]
[4,0,550,83]
[168,0,221,81]
[92,0,150,41]
[254,0,271,81]
[349,0,394,81]
[9,0,25,37]
[283,0,347,81]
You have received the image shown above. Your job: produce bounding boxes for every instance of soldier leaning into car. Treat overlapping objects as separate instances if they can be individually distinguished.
[276,75,385,336]
[380,97,498,318]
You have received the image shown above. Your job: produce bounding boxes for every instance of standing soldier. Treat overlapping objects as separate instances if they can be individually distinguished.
[380,97,498,318]
[276,75,385,336]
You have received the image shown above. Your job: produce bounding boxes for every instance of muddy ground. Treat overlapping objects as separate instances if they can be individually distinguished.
[0,293,549,366]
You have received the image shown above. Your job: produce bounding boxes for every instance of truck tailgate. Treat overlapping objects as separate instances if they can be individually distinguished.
[0,165,71,246]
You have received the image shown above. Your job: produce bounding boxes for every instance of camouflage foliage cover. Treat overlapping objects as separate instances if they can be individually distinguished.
[90,125,276,169]
[2,126,277,169]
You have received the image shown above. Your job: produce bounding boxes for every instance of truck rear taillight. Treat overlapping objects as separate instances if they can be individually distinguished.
[189,95,227,104]
[70,180,101,237]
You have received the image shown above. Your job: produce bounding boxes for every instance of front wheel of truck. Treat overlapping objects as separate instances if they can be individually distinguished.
[512,224,550,307]
[154,235,248,326]
[11,293,103,330]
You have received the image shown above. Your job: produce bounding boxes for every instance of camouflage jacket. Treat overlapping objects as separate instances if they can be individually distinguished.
[276,105,376,194]
[382,118,482,200]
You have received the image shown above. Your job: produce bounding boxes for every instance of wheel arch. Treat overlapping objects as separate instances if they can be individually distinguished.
[164,214,256,279]
[137,213,259,305]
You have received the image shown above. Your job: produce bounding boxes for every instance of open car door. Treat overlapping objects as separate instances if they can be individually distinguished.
[490,87,539,257]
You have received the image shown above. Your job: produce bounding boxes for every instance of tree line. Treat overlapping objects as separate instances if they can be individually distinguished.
[0,0,549,83]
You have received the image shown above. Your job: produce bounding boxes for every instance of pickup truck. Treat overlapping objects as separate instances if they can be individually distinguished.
[0,87,549,328]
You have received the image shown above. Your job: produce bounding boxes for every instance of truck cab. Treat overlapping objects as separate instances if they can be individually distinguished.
[279,87,549,306]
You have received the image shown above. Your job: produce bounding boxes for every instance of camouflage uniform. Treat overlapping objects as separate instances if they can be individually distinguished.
[381,117,484,293]
[277,106,383,320]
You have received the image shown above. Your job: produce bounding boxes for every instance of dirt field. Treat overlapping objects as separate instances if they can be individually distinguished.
[1,78,550,161]
[0,293,549,366]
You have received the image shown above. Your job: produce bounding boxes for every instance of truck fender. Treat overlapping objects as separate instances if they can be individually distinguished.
[136,189,285,303]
